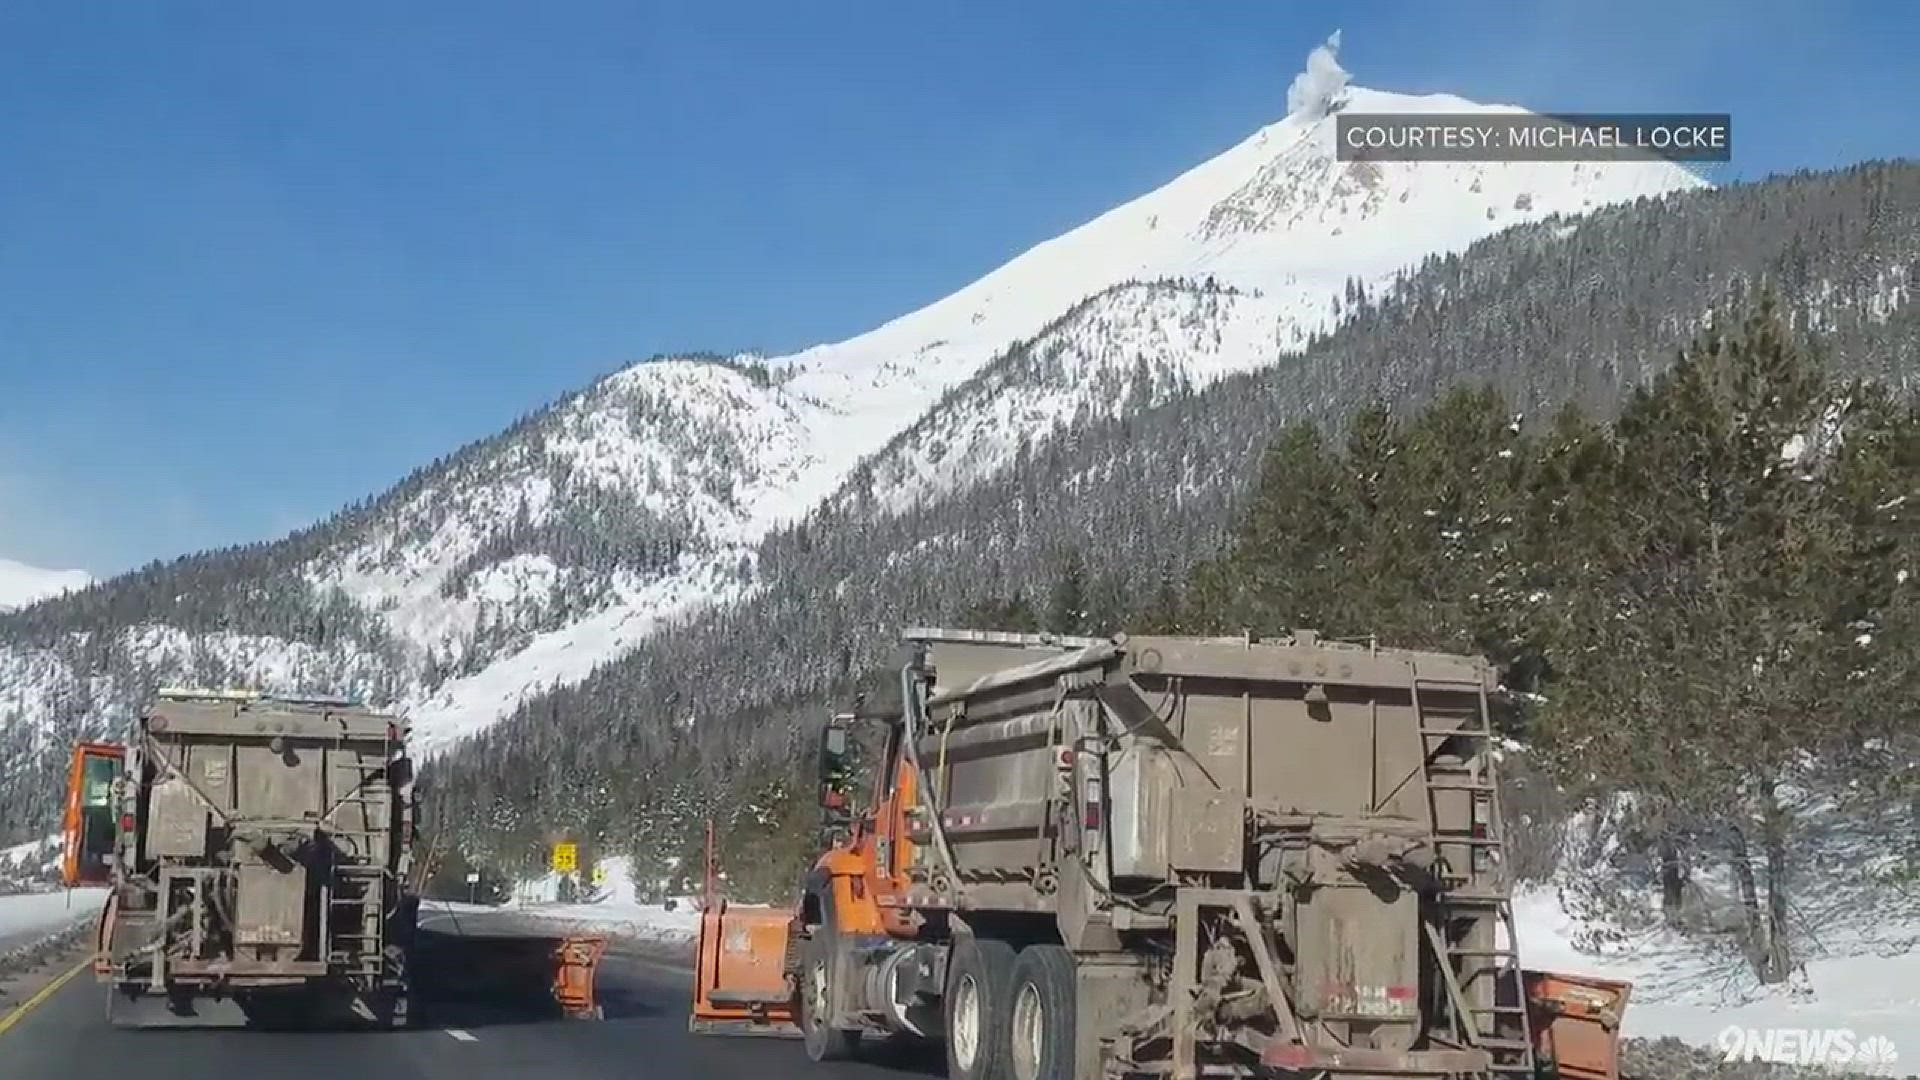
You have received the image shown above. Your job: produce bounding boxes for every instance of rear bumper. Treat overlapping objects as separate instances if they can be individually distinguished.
[1260,1043,1494,1075]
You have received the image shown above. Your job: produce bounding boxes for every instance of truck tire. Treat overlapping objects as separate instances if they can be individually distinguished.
[1008,945,1076,1080]
[946,936,1018,1080]
[800,901,861,1062]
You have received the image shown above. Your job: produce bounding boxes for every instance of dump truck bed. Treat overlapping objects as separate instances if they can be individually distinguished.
[98,692,418,1026]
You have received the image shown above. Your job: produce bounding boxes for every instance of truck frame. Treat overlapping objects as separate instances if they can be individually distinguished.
[691,628,1630,1080]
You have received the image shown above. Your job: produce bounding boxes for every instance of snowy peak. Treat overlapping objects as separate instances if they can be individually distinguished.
[0,37,1720,772]
[0,558,92,611]
[1195,86,1704,252]
[766,49,1706,442]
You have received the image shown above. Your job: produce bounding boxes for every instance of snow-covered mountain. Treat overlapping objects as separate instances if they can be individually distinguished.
[0,559,92,612]
[0,37,1708,796]
[391,83,1694,742]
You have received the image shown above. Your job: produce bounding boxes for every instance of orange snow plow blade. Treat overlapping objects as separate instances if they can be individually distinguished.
[552,935,609,1019]
[688,901,800,1037]
[412,929,609,1020]
[1525,969,1632,1080]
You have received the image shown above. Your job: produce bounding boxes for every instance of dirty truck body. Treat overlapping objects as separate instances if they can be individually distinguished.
[95,691,419,1027]
[695,628,1619,1080]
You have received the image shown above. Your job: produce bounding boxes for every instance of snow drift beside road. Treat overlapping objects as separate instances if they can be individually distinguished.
[1513,886,1919,1049]
[496,856,700,947]
[0,888,106,950]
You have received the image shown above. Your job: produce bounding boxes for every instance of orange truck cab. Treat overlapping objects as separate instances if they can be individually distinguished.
[688,710,921,1039]
[61,741,124,888]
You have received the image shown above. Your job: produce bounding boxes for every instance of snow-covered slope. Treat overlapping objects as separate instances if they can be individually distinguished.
[1516,887,1920,1054]
[0,36,1708,776]
[486,855,701,947]
[0,559,91,611]
[369,45,1697,747]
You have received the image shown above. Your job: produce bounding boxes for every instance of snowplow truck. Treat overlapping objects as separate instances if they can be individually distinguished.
[65,690,422,1027]
[691,628,1629,1080]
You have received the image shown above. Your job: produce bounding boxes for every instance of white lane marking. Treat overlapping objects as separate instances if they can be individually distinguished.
[446,1029,479,1042]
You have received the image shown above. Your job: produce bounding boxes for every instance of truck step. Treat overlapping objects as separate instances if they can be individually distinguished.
[1412,678,1487,691]
[1437,892,1512,906]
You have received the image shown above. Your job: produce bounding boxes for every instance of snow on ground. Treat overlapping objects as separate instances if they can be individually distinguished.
[0,836,60,896]
[0,888,106,949]
[1514,886,1920,1050]
[496,857,701,947]
[0,835,56,873]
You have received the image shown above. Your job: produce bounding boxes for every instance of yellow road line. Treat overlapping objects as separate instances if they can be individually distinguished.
[0,955,92,1038]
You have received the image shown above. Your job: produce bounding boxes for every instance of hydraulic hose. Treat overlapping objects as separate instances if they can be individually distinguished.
[898,659,961,889]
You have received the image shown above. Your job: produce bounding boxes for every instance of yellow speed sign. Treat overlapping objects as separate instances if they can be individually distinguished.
[551,841,578,873]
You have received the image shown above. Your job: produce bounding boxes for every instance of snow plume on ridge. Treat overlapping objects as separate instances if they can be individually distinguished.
[1286,30,1350,119]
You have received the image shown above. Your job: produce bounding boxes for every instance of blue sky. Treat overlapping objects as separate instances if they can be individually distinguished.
[2,1,1914,575]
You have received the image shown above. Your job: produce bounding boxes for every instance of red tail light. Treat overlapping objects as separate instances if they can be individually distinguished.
[119,814,135,833]
[1083,778,1103,830]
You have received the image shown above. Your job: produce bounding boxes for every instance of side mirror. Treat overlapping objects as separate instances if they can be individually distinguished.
[818,720,855,817]
[62,743,125,888]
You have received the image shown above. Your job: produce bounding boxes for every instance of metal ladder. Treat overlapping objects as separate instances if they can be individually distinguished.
[325,748,395,975]
[1411,675,1537,1076]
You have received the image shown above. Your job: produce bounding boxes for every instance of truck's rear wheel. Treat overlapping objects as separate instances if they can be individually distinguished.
[1008,945,1076,1080]
[800,910,861,1061]
[946,936,1017,1080]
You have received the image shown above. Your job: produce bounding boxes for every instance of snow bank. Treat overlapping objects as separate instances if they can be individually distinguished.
[1514,886,1920,1049]
[0,888,106,947]
[0,835,60,894]
[499,856,701,946]
[0,835,57,873]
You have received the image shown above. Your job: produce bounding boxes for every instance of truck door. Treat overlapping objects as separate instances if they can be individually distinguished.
[62,742,124,887]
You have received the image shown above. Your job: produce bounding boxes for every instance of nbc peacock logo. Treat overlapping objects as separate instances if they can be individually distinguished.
[1849,1034,1899,1075]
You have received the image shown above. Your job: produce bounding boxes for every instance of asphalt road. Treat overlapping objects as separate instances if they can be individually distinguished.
[0,912,943,1080]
